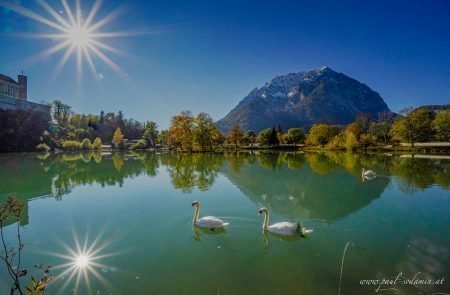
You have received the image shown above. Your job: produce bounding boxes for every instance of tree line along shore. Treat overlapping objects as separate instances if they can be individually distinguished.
[0,100,449,154]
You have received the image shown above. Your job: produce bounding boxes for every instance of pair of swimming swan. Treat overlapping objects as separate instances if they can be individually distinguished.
[192,201,313,237]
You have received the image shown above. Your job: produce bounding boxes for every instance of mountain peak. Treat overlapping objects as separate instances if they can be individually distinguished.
[313,65,329,73]
[217,67,390,133]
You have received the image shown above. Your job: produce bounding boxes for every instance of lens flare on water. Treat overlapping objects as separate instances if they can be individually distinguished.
[48,229,120,293]
[75,254,90,268]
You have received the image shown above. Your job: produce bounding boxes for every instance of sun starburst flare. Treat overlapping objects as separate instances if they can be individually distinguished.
[43,228,124,293]
[0,0,132,79]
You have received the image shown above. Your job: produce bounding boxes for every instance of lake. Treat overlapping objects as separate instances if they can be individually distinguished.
[0,151,449,294]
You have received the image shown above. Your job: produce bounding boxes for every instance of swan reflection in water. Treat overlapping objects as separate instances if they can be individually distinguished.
[262,230,303,242]
[362,174,377,181]
[192,225,227,241]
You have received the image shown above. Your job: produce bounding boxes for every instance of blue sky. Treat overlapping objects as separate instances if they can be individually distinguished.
[1,0,449,128]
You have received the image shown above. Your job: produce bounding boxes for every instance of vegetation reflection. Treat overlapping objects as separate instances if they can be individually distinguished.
[0,152,448,225]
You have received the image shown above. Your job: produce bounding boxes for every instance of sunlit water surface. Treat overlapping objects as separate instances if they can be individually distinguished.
[0,152,449,294]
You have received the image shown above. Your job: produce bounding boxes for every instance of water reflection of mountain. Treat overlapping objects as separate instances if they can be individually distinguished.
[221,152,391,221]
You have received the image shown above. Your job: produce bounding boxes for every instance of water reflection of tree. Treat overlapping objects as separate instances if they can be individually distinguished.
[224,152,255,173]
[321,152,393,178]
[130,151,160,176]
[2,151,448,211]
[257,152,282,171]
[390,157,450,193]
[112,153,124,172]
[47,152,147,197]
[225,151,306,172]
[306,152,450,192]
[161,153,225,193]
[306,152,339,175]
[280,152,306,170]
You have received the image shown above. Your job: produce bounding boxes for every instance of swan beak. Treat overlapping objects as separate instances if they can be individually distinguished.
[258,210,262,216]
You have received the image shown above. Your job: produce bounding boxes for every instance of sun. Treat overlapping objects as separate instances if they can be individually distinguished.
[75,254,90,268]
[68,25,92,48]
[0,0,129,78]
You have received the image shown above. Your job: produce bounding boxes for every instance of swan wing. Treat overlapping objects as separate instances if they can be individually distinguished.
[196,216,227,228]
[364,170,376,176]
[268,222,314,236]
[268,222,297,236]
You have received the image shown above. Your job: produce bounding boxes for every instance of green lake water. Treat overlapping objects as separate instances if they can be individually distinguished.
[0,151,449,294]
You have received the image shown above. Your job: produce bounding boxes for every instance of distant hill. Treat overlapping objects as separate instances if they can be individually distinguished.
[217,66,391,133]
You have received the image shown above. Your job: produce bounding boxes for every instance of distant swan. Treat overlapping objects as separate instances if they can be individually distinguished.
[362,168,376,178]
[192,201,229,230]
[258,208,312,237]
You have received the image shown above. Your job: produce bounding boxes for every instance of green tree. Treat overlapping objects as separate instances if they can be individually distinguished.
[158,130,169,146]
[277,124,283,134]
[376,111,394,143]
[195,113,217,150]
[61,140,81,151]
[52,100,72,138]
[345,122,362,140]
[93,137,102,149]
[81,138,93,150]
[344,131,358,151]
[228,124,244,147]
[130,139,147,150]
[142,121,159,147]
[355,113,371,133]
[268,126,279,145]
[244,130,256,145]
[52,100,72,125]
[75,128,89,141]
[306,124,340,146]
[212,130,226,147]
[432,110,450,141]
[285,128,305,144]
[117,110,124,128]
[0,110,50,152]
[390,108,433,146]
[40,130,59,150]
[168,111,195,151]
[257,128,272,145]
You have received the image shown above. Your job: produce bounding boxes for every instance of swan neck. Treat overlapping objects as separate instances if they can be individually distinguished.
[263,211,270,229]
[193,205,200,223]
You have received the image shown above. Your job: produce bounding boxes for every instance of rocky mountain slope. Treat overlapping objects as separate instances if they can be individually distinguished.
[217,66,391,133]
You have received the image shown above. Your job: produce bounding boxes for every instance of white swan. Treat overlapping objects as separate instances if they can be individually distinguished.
[192,201,229,230]
[258,208,313,237]
[362,168,376,178]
